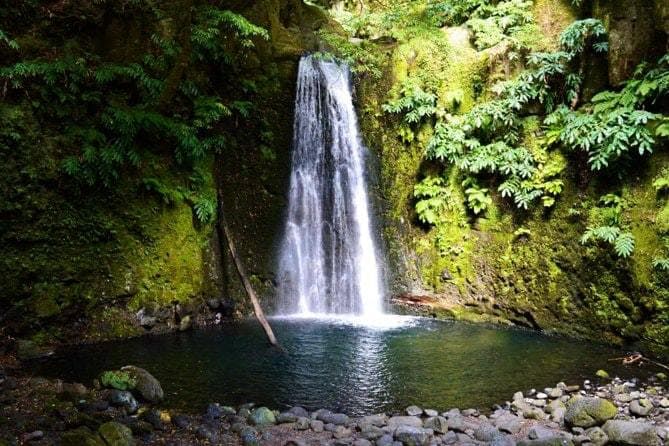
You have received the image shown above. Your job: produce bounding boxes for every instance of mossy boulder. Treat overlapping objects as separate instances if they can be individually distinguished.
[120,366,164,402]
[249,407,277,426]
[100,371,137,391]
[565,397,617,428]
[98,422,134,446]
[602,420,662,446]
[60,427,106,446]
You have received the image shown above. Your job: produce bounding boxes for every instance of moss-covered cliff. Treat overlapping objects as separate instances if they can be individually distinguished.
[350,0,669,355]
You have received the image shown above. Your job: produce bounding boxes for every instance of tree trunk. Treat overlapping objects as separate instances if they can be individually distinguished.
[217,193,278,346]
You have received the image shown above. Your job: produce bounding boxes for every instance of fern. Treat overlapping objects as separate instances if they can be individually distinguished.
[193,195,216,223]
[414,176,453,225]
[383,79,438,125]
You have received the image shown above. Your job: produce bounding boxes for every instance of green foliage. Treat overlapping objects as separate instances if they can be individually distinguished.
[652,258,669,271]
[653,169,669,192]
[414,176,454,225]
[0,7,266,192]
[100,370,136,391]
[580,195,635,258]
[547,54,669,170]
[383,79,438,125]
[193,196,216,224]
[315,30,384,79]
[0,28,18,49]
[462,177,492,215]
[424,19,607,212]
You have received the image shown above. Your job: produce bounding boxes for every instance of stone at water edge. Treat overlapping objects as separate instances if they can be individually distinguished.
[309,419,324,432]
[564,397,617,427]
[595,370,610,379]
[249,407,276,426]
[317,410,349,425]
[394,425,433,446]
[602,420,662,446]
[517,438,574,446]
[110,390,139,414]
[423,416,448,434]
[630,398,654,417]
[98,421,133,446]
[120,366,164,402]
[387,415,423,429]
[276,412,298,423]
[405,405,423,416]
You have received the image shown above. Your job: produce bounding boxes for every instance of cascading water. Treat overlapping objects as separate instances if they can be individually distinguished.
[276,55,384,318]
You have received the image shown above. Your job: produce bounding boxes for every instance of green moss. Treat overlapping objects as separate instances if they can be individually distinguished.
[100,370,137,391]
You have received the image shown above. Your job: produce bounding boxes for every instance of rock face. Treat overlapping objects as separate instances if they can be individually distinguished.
[593,0,667,85]
[602,420,662,445]
[564,397,617,427]
[120,366,164,402]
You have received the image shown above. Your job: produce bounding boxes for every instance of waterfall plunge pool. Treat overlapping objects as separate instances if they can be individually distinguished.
[27,317,653,416]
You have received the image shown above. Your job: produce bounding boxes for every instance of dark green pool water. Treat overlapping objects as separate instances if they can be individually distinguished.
[30,316,650,416]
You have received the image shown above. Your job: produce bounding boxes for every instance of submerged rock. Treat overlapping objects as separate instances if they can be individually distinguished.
[564,397,617,427]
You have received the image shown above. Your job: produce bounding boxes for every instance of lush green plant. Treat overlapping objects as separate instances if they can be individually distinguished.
[546,54,668,170]
[0,29,18,49]
[462,178,492,214]
[315,30,384,79]
[580,195,635,258]
[0,5,266,216]
[414,176,454,224]
[383,79,438,125]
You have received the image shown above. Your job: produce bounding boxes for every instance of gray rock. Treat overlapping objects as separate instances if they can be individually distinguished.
[387,416,423,429]
[288,406,310,418]
[277,412,298,424]
[474,424,502,442]
[205,403,223,419]
[517,438,573,446]
[423,409,438,417]
[310,419,325,432]
[360,424,385,440]
[249,407,276,426]
[110,390,139,414]
[376,434,395,446]
[585,426,608,446]
[630,399,654,417]
[333,426,352,439]
[495,414,523,434]
[446,414,477,432]
[120,366,164,402]
[551,407,566,424]
[441,431,458,445]
[361,414,388,427]
[546,400,566,414]
[196,425,218,442]
[354,440,373,446]
[318,411,350,426]
[394,425,433,446]
[240,427,259,446]
[422,416,448,434]
[529,426,559,440]
[172,414,190,429]
[295,417,310,430]
[602,420,662,446]
[238,407,251,419]
[405,406,423,417]
[514,392,525,401]
[564,397,617,428]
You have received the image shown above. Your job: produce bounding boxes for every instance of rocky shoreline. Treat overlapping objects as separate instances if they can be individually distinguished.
[1,363,668,446]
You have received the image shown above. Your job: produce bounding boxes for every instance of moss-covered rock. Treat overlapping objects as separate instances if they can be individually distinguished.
[565,397,617,428]
[98,422,134,446]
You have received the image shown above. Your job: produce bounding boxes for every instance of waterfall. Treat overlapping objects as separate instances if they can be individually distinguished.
[276,55,384,317]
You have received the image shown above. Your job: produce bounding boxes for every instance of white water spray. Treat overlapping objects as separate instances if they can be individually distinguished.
[276,55,384,318]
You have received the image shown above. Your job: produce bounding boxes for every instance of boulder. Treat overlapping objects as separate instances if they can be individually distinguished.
[249,407,276,426]
[60,427,106,446]
[405,405,423,416]
[120,366,164,402]
[110,390,139,414]
[423,416,448,434]
[276,412,298,423]
[630,399,654,417]
[585,426,608,446]
[98,422,133,446]
[387,416,423,429]
[394,425,433,446]
[317,410,349,425]
[565,397,617,427]
[602,420,662,446]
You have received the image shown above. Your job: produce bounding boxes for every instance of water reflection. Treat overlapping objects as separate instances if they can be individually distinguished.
[29,318,652,415]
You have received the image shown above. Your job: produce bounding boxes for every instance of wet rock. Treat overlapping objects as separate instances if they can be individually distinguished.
[178,315,192,332]
[394,425,433,446]
[630,399,654,417]
[318,410,350,425]
[405,406,423,417]
[517,438,573,446]
[119,366,163,402]
[98,421,133,446]
[142,409,164,430]
[422,416,448,434]
[495,414,523,434]
[360,414,387,427]
[585,426,608,446]
[277,412,298,423]
[294,417,309,430]
[602,420,662,446]
[564,397,617,427]
[172,414,190,429]
[249,407,276,426]
[387,416,423,429]
[196,425,218,442]
[110,390,139,414]
[288,406,310,418]
[240,427,259,446]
